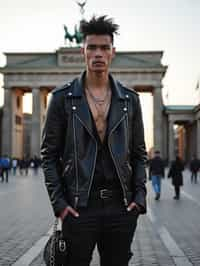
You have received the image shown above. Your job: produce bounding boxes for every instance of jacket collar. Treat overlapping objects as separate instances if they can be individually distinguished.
[72,71,125,100]
[69,71,127,138]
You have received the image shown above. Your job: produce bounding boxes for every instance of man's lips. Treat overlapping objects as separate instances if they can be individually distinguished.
[93,61,105,66]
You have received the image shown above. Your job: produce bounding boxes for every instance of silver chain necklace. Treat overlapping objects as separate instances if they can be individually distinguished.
[86,88,109,104]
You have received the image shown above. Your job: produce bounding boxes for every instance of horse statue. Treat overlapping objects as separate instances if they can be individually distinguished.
[73,25,83,45]
[63,24,83,46]
[64,25,74,44]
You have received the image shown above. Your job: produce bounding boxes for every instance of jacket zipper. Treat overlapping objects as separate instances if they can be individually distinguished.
[125,113,129,152]
[75,115,98,199]
[125,97,129,151]
[72,110,79,209]
[62,160,72,176]
[108,115,128,206]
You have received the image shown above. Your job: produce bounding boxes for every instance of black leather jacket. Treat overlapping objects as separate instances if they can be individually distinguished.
[41,72,147,216]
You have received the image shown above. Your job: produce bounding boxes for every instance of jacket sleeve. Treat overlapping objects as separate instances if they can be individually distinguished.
[131,96,147,214]
[41,92,68,217]
[162,160,165,178]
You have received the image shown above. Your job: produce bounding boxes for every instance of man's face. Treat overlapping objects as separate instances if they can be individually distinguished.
[81,34,115,74]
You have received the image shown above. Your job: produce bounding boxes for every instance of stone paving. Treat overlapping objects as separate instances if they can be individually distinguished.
[0,168,200,265]
[0,170,53,266]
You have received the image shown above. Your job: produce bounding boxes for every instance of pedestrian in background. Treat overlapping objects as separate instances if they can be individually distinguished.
[18,158,26,176]
[31,156,40,175]
[1,155,10,183]
[189,155,200,184]
[0,157,3,181]
[168,155,184,200]
[12,158,18,176]
[149,150,165,200]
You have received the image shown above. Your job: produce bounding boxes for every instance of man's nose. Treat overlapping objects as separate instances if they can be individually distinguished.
[94,48,103,57]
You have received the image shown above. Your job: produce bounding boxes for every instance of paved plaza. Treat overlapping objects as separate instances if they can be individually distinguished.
[0,168,200,266]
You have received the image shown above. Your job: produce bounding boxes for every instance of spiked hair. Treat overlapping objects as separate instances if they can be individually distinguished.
[80,15,119,44]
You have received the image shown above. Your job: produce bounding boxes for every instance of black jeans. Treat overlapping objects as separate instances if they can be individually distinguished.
[191,171,198,183]
[174,186,180,198]
[2,168,9,182]
[62,197,139,266]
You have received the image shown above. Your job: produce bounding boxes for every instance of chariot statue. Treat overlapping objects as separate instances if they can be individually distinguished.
[63,0,86,46]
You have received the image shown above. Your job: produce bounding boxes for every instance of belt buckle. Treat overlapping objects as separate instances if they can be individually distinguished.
[100,189,111,199]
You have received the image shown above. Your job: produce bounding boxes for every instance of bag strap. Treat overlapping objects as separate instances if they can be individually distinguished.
[50,218,59,266]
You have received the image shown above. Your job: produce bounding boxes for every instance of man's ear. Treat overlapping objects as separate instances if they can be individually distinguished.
[112,47,116,59]
[80,47,84,55]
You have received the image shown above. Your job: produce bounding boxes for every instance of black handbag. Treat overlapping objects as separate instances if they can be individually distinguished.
[43,218,68,266]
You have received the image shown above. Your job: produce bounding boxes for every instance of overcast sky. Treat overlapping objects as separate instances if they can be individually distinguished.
[0,0,200,148]
[0,0,200,103]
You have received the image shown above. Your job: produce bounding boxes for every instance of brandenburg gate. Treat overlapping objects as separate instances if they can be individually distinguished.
[0,47,167,159]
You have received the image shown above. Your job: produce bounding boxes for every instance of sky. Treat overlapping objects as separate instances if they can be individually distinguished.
[0,0,200,149]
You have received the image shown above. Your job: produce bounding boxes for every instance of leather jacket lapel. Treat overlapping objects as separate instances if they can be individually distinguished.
[71,74,94,138]
[108,75,126,136]
[69,72,127,138]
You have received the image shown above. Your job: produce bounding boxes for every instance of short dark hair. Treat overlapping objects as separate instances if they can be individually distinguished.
[80,15,119,44]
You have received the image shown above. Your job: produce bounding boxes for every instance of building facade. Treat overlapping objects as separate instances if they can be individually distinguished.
[0,47,199,162]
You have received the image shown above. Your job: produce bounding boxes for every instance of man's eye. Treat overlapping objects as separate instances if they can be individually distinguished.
[102,45,111,50]
[87,45,111,50]
[87,45,96,50]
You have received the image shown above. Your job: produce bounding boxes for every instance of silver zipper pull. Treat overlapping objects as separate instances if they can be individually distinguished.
[124,198,128,206]
[74,196,79,209]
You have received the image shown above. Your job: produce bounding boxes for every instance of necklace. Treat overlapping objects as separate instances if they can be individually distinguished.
[86,88,109,104]
[85,87,112,142]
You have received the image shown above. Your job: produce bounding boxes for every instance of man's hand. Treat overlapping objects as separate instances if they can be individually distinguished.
[127,202,141,213]
[60,206,79,221]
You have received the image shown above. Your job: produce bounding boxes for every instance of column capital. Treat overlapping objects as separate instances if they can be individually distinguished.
[168,118,175,123]
[152,85,163,91]
[2,86,12,90]
[31,88,42,158]
[31,86,41,92]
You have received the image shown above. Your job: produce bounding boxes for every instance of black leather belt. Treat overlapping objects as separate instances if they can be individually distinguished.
[90,189,123,200]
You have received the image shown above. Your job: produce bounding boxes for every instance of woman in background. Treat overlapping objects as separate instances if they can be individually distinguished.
[168,156,184,199]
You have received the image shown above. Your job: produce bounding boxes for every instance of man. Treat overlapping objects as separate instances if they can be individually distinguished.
[189,155,200,184]
[1,155,10,183]
[149,150,165,200]
[41,15,147,266]
[168,155,184,199]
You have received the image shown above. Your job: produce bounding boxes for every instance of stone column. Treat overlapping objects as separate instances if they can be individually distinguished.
[40,89,49,132]
[197,119,200,158]
[1,87,13,156]
[153,87,163,155]
[31,87,41,158]
[12,89,24,158]
[162,114,168,160]
[186,123,195,161]
[168,119,175,163]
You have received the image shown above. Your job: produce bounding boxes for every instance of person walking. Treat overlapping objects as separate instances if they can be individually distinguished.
[149,150,165,200]
[189,155,200,184]
[41,15,147,266]
[168,155,184,199]
[1,155,10,183]
[0,157,3,182]
[12,158,18,176]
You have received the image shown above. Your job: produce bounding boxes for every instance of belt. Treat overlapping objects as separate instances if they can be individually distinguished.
[90,189,123,200]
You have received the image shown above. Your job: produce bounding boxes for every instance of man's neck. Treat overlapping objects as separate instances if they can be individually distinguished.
[85,71,110,91]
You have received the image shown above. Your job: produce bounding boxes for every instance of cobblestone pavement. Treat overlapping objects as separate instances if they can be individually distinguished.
[0,168,200,265]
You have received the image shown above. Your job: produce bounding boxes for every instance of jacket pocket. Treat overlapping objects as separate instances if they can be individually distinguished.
[123,161,133,178]
[62,159,73,177]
